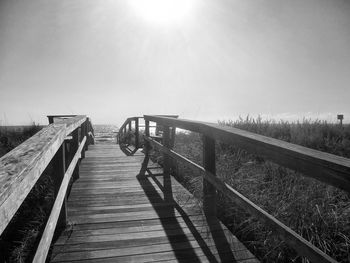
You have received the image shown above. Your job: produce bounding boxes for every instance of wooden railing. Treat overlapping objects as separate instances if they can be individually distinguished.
[118,117,142,149]
[120,115,350,263]
[118,115,178,149]
[0,115,94,262]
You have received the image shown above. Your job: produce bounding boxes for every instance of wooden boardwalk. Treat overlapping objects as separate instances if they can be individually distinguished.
[50,142,258,262]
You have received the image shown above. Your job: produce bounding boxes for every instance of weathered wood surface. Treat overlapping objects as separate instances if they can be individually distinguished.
[144,115,350,192]
[54,115,87,135]
[33,136,86,263]
[50,143,258,262]
[0,124,66,235]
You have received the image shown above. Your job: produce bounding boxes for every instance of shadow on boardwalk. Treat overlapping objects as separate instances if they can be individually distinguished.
[137,155,237,262]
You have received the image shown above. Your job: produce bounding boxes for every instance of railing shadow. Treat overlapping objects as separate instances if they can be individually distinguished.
[137,156,237,262]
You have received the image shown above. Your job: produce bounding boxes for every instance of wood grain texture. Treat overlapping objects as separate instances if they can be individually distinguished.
[50,142,258,263]
[0,124,66,235]
[0,115,92,236]
[144,115,350,192]
[33,136,87,263]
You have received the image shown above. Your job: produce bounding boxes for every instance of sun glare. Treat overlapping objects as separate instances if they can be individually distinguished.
[129,0,197,25]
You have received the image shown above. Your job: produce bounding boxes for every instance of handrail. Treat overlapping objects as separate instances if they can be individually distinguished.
[118,115,179,149]
[137,115,347,263]
[33,136,87,262]
[118,116,141,148]
[144,115,350,192]
[0,114,94,262]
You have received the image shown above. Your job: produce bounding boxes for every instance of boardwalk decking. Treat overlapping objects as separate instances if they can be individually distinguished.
[50,142,259,262]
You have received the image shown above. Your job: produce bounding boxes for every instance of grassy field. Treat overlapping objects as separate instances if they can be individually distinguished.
[0,124,56,263]
[170,117,350,262]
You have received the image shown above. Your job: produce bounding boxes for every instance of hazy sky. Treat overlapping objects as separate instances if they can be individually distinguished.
[1,0,349,125]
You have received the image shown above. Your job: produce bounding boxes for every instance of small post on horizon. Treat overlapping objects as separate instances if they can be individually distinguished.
[337,114,344,126]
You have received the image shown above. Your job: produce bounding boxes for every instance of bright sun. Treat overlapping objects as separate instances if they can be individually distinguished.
[129,0,197,25]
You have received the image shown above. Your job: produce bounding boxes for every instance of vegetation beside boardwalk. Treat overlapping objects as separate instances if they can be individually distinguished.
[0,124,55,263]
[171,117,350,262]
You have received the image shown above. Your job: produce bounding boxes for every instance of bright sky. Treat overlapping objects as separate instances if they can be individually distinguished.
[0,0,349,125]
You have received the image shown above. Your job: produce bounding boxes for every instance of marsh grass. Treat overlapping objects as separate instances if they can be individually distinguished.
[170,117,350,262]
[0,123,55,263]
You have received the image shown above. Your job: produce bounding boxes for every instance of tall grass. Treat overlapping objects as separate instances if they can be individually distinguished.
[0,123,55,263]
[172,117,350,262]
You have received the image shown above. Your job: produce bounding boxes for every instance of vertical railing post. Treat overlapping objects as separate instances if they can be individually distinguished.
[84,120,88,151]
[85,120,89,149]
[48,116,54,124]
[163,126,173,201]
[80,123,86,159]
[170,126,176,148]
[71,129,79,180]
[145,120,150,153]
[135,118,139,149]
[203,135,216,216]
[53,143,67,230]
[87,118,94,145]
[141,119,151,174]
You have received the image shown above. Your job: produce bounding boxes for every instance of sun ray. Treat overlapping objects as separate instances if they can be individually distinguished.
[129,0,197,25]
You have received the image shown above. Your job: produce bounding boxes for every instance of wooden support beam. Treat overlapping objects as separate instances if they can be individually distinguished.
[33,136,86,263]
[52,143,67,230]
[80,123,86,159]
[71,129,79,180]
[144,115,350,193]
[135,118,139,148]
[163,126,173,202]
[203,135,216,216]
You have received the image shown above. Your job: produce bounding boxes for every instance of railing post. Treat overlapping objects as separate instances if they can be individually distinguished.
[53,143,67,230]
[48,116,54,124]
[71,129,79,180]
[163,126,173,201]
[170,126,176,148]
[203,135,216,216]
[145,120,150,154]
[80,123,86,159]
[135,118,139,149]
[87,118,94,145]
[84,120,89,150]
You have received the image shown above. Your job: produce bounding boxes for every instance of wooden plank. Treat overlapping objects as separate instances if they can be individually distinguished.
[144,115,350,192]
[33,136,86,263]
[0,124,66,235]
[52,239,252,262]
[55,115,87,136]
[53,250,257,263]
